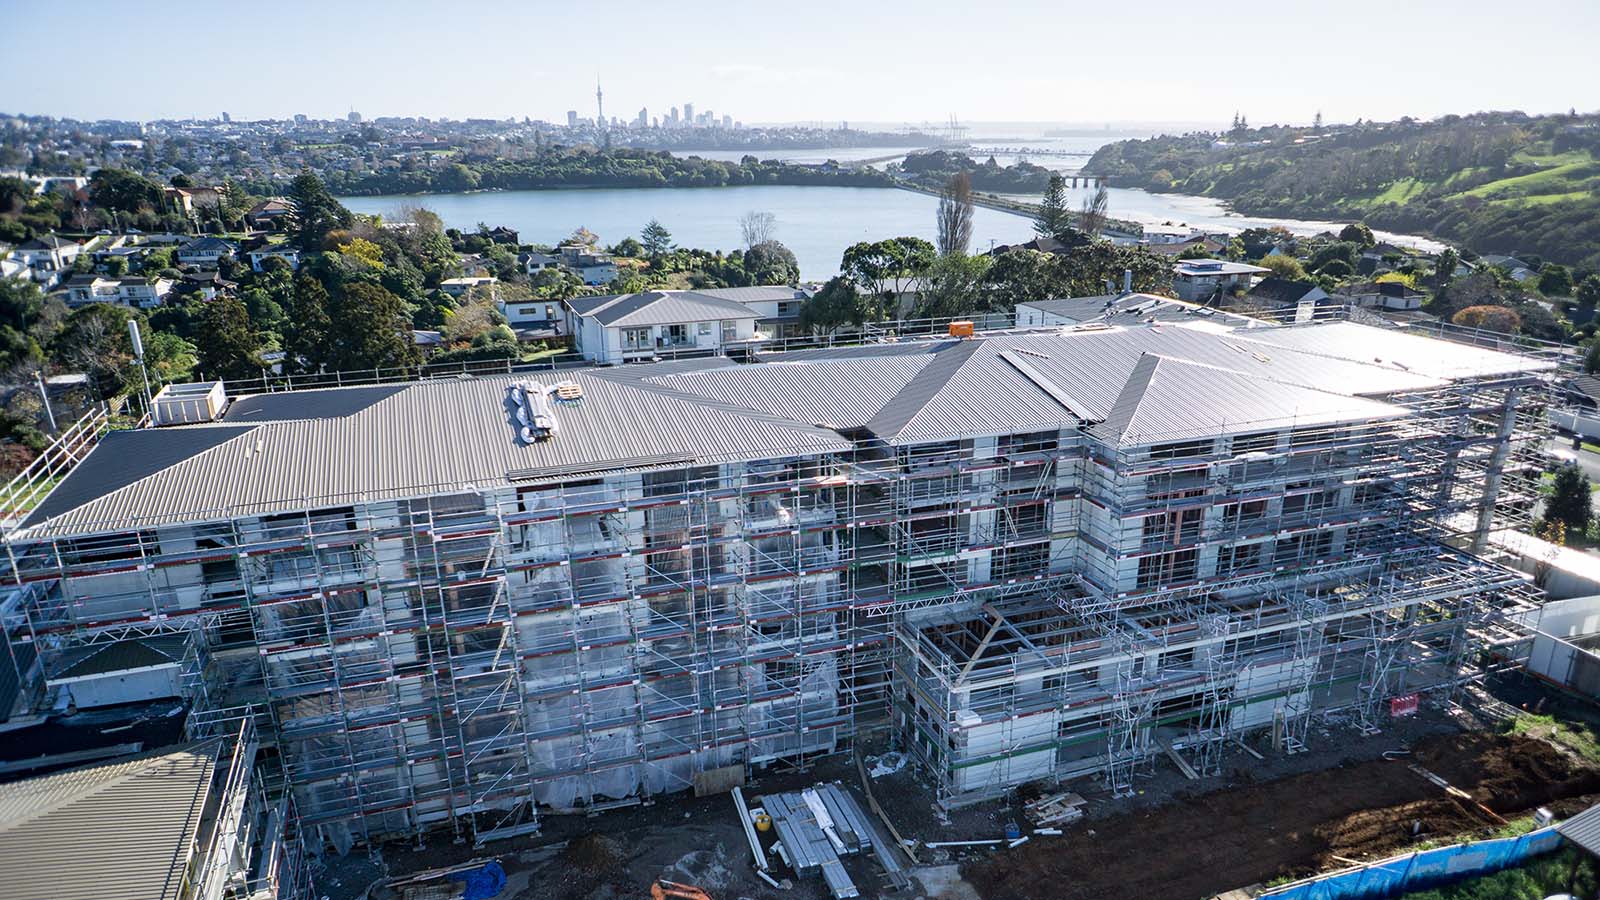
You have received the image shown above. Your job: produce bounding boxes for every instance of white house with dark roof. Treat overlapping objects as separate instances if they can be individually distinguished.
[175,236,237,267]
[246,243,301,272]
[1171,259,1270,301]
[9,234,83,287]
[564,290,761,363]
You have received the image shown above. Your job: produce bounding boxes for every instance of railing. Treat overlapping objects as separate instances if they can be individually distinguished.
[0,404,113,533]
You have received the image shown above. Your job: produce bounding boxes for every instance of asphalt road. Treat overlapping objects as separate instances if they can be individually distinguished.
[1547,437,1600,483]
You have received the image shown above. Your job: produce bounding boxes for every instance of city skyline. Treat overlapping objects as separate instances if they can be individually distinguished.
[1,0,1595,126]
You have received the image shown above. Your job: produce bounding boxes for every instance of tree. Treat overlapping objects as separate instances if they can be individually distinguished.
[1452,305,1521,333]
[328,282,421,371]
[194,293,262,381]
[0,277,45,369]
[1538,263,1574,297]
[984,249,1057,310]
[287,169,353,251]
[912,253,991,320]
[49,304,140,399]
[799,276,870,336]
[1578,275,1600,310]
[841,237,936,313]
[1338,222,1376,248]
[1034,174,1073,241]
[935,173,975,257]
[1258,255,1308,281]
[89,168,163,214]
[640,219,674,259]
[565,227,600,249]
[1544,463,1593,534]
[1433,249,1459,287]
[1079,182,1110,238]
[739,211,777,249]
[284,273,334,372]
[1583,341,1600,375]
[745,241,799,285]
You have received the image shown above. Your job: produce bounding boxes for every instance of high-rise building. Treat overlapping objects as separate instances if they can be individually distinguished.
[567,110,579,129]
[722,115,733,130]
[221,111,231,123]
[636,108,648,128]
[683,102,695,126]
[348,110,362,124]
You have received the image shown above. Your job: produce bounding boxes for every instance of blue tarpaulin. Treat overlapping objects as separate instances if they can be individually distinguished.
[1263,827,1565,900]
[448,860,507,900]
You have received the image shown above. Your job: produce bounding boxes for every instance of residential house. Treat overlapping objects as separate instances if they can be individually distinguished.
[1140,235,1228,259]
[247,243,301,272]
[10,234,83,287]
[176,236,237,267]
[440,276,497,298]
[1245,277,1333,320]
[484,225,519,245]
[1141,223,1197,245]
[245,198,294,230]
[1171,259,1269,301]
[499,296,565,338]
[557,245,619,285]
[520,252,558,277]
[62,274,173,309]
[1481,254,1538,283]
[162,185,224,216]
[692,285,811,340]
[1343,281,1426,311]
[565,290,761,364]
[172,270,237,301]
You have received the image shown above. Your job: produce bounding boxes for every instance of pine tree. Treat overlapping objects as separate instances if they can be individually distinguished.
[640,219,674,259]
[284,273,334,373]
[1034,174,1071,240]
[329,282,421,372]
[288,169,354,251]
[194,293,261,381]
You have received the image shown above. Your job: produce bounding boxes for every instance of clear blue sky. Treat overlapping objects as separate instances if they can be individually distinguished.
[2,0,1595,127]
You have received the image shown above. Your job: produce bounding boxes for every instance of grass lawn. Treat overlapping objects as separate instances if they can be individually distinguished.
[1510,712,1600,764]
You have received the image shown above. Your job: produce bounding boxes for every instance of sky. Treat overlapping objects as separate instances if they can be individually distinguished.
[2,0,1597,129]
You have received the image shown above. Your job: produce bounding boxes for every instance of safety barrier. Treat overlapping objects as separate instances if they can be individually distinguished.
[1260,826,1564,900]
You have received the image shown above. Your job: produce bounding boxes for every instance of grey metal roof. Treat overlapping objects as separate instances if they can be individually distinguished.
[646,355,936,429]
[19,371,854,538]
[1559,801,1600,856]
[222,384,408,423]
[1089,353,1407,445]
[1019,293,1252,326]
[571,290,761,327]
[0,742,218,900]
[21,426,258,530]
[694,286,809,303]
[12,320,1554,538]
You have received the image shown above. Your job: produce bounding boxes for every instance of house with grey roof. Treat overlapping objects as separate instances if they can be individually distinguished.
[1171,259,1269,301]
[565,289,762,363]
[1016,292,1254,328]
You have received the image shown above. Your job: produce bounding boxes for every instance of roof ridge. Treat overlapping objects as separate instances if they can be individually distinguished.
[1099,352,1163,436]
[861,340,985,439]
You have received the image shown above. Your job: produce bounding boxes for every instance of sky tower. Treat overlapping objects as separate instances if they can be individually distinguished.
[595,77,604,129]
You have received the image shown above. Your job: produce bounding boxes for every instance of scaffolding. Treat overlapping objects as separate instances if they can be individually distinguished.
[0,317,1559,845]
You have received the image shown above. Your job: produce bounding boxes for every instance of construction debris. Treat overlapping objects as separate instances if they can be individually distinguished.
[1025,790,1087,826]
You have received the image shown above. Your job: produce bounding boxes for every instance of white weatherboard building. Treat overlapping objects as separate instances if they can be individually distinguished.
[565,290,761,363]
[0,316,1555,858]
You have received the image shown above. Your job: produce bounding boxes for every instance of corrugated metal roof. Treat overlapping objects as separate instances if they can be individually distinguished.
[1560,802,1600,855]
[694,286,809,303]
[20,371,854,538]
[13,321,1552,538]
[222,384,407,422]
[646,356,935,429]
[575,290,761,327]
[50,635,188,681]
[0,742,218,900]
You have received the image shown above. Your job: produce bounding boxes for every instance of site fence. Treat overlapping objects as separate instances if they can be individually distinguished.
[1260,825,1564,900]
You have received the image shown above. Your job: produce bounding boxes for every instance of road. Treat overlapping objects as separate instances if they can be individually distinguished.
[1546,437,1600,483]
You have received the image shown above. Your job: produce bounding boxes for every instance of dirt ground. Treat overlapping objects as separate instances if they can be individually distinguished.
[961,728,1600,900]
[315,678,1600,900]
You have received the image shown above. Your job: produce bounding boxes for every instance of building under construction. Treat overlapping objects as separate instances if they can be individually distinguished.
[0,316,1558,859]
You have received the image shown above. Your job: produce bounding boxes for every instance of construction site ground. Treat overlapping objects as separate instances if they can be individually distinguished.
[320,676,1600,900]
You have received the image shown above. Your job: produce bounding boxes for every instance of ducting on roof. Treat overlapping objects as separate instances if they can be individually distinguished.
[508,381,559,443]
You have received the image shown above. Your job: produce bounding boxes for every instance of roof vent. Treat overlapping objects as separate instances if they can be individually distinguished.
[508,381,559,443]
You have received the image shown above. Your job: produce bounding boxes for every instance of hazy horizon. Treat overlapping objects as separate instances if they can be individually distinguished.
[2,0,1596,127]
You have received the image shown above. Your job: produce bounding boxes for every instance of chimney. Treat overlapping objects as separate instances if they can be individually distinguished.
[1122,269,1133,295]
